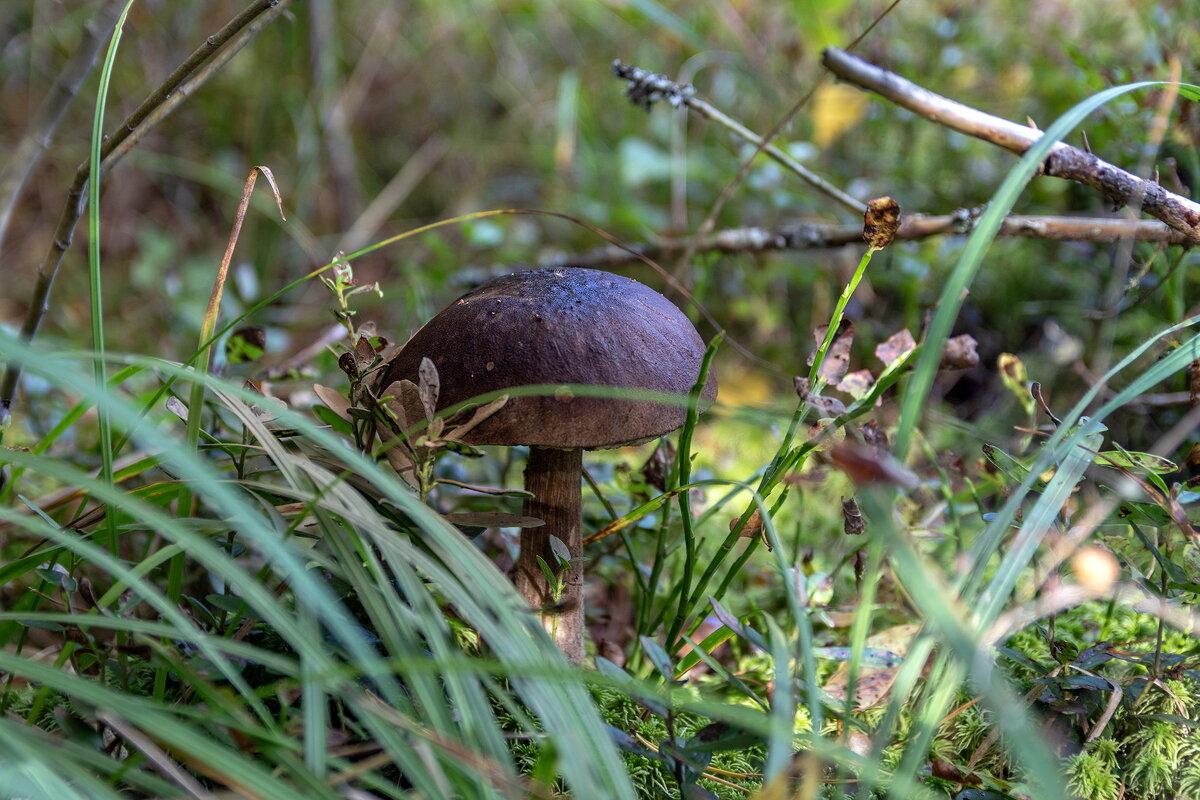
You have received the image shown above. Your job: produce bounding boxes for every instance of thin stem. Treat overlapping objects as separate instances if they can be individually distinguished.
[517,446,585,664]
[88,1,136,553]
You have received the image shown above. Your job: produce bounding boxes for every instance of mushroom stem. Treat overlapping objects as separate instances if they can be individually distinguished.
[517,445,585,664]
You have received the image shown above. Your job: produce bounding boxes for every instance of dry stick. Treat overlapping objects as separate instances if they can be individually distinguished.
[821,46,1200,242]
[662,0,904,287]
[0,0,293,430]
[519,214,1193,271]
[0,0,125,255]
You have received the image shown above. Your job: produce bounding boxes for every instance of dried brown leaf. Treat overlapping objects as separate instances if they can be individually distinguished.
[876,329,916,367]
[823,623,920,710]
[809,321,855,385]
[863,196,900,249]
[841,497,866,535]
[418,357,440,420]
[353,336,376,372]
[794,376,848,416]
[836,369,874,400]
[313,384,352,421]
[443,395,509,442]
[941,333,980,369]
[734,508,765,542]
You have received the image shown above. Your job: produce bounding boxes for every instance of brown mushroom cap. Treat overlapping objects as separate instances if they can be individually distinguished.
[378,267,718,449]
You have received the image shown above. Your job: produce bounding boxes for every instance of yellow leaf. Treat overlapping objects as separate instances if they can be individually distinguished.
[812,83,868,148]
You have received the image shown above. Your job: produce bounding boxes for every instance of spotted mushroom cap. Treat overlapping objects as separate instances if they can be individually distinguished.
[378,267,718,449]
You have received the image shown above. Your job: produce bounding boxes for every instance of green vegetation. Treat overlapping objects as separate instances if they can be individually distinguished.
[2,1,1200,798]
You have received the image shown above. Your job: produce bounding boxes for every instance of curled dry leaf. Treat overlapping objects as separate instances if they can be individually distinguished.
[863,196,901,249]
[312,384,352,421]
[380,379,428,431]
[794,377,847,417]
[810,320,855,385]
[940,333,980,369]
[875,329,916,367]
[337,350,360,379]
[841,497,866,535]
[165,395,189,422]
[733,508,766,546]
[378,383,407,430]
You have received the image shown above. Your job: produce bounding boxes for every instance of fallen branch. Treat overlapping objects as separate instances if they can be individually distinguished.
[0,0,293,430]
[503,213,1190,272]
[822,46,1200,242]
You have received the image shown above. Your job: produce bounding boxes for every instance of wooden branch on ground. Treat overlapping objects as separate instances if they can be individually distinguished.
[501,214,1189,273]
[822,47,1200,243]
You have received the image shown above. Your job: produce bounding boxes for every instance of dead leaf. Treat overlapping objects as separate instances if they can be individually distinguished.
[734,508,765,544]
[836,369,874,400]
[165,395,188,422]
[876,329,916,367]
[941,334,980,369]
[640,440,676,493]
[823,623,921,709]
[313,384,352,421]
[861,419,888,454]
[863,196,901,249]
[418,357,440,420]
[842,497,866,535]
[443,395,509,442]
[383,444,417,487]
[353,336,376,372]
[810,321,854,385]
[378,381,410,431]
[794,377,847,417]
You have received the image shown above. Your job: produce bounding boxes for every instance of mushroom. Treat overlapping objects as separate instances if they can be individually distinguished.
[378,267,717,663]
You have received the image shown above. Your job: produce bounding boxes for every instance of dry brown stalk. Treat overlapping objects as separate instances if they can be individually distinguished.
[822,46,1200,242]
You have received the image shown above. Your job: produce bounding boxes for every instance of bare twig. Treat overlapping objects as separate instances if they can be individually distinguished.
[505,213,1191,273]
[0,0,293,431]
[0,0,125,257]
[612,61,866,216]
[822,47,1200,242]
